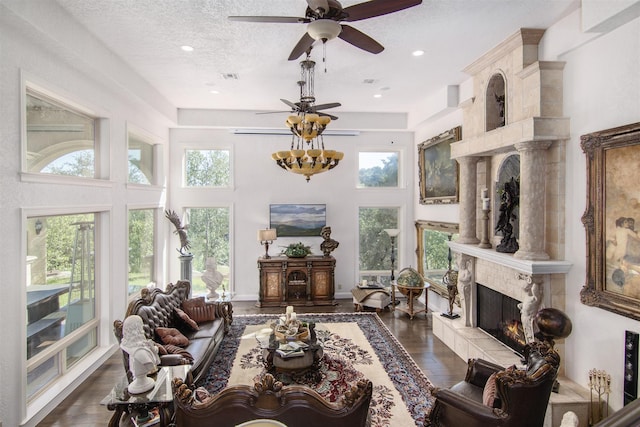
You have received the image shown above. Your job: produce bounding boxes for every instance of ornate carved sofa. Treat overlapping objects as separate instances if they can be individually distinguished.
[114,280,232,384]
[171,373,373,427]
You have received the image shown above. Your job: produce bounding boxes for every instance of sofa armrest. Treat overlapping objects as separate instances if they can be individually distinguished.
[465,358,505,388]
[213,301,233,333]
[427,388,507,427]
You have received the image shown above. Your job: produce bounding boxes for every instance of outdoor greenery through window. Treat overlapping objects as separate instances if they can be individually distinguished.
[26,91,96,177]
[186,207,230,297]
[185,149,230,187]
[128,209,156,296]
[358,151,398,187]
[26,213,97,399]
[358,207,400,286]
[128,133,156,184]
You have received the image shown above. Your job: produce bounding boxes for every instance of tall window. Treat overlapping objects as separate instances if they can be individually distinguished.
[185,207,230,297]
[358,207,400,285]
[128,209,156,296]
[128,132,156,184]
[358,151,399,187]
[25,90,97,177]
[26,213,98,399]
[185,149,231,187]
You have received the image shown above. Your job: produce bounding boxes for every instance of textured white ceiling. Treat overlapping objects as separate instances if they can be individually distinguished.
[54,0,578,114]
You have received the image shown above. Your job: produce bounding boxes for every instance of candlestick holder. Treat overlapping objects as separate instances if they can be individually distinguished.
[479,208,492,248]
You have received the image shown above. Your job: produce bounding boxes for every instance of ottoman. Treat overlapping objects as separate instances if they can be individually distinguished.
[351,287,392,312]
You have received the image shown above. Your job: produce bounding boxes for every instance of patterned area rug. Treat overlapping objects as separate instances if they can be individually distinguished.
[200,312,434,427]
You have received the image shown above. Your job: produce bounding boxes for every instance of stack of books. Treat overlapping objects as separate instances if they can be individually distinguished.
[276,340,309,358]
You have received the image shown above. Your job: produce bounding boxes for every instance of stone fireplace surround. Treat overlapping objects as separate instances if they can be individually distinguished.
[429,28,589,426]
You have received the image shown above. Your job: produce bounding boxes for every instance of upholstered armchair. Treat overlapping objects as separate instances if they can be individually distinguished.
[425,340,561,427]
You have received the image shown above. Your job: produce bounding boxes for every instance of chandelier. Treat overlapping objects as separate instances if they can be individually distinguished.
[272,56,343,182]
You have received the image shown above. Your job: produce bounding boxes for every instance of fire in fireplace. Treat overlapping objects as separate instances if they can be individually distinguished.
[477,284,526,355]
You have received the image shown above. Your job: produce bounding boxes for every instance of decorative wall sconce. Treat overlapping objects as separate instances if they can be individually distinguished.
[258,228,277,259]
[35,219,43,235]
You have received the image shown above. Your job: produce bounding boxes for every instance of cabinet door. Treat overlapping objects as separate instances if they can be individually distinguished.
[311,269,331,300]
[263,270,282,303]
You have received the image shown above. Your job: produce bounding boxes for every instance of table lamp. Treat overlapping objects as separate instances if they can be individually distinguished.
[258,228,277,259]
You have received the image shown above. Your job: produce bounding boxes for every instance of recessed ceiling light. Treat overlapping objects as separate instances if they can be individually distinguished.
[373,94,382,98]
[181,45,194,52]
[412,50,425,57]
[210,90,219,94]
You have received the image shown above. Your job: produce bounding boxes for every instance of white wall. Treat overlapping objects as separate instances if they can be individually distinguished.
[556,11,640,411]
[0,2,174,425]
[168,125,415,300]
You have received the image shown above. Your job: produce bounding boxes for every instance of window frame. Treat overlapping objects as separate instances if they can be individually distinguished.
[357,205,402,285]
[356,149,402,189]
[127,123,161,186]
[182,146,233,189]
[22,205,110,405]
[23,84,104,180]
[127,206,160,298]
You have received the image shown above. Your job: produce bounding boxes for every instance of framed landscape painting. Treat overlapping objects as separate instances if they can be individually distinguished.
[418,126,461,204]
[270,204,326,237]
[581,122,640,321]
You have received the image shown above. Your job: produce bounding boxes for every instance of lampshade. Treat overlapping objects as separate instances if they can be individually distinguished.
[258,229,277,242]
[384,228,401,237]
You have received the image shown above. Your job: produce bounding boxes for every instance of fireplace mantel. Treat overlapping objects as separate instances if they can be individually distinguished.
[449,242,572,275]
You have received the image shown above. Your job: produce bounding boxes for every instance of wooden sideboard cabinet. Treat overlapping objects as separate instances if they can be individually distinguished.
[257,256,337,307]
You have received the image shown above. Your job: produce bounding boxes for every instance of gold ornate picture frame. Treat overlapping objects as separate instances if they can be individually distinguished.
[581,122,640,320]
[415,220,459,299]
[418,126,461,205]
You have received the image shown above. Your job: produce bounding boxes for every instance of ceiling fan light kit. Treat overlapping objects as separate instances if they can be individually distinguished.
[307,19,341,41]
[228,0,423,60]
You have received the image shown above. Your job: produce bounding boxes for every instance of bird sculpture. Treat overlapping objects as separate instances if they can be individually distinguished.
[165,209,191,255]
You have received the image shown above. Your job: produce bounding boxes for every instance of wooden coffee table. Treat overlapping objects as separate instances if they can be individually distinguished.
[262,321,324,379]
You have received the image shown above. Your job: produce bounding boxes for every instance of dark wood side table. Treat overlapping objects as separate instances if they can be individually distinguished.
[101,364,190,427]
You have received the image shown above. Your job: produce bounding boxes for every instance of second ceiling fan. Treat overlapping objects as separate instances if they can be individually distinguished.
[229,0,423,60]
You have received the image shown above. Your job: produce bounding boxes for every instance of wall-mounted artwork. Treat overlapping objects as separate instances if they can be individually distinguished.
[418,126,461,204]
[581,122,640,321]
[270,204,326,237]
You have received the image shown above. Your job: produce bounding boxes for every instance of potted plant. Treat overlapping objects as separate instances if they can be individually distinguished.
[282,242,312,258]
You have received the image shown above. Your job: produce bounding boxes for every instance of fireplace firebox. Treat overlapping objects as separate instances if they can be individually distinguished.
[477,284,526,356]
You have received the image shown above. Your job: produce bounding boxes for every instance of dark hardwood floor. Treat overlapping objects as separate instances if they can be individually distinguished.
[37,299,467,426]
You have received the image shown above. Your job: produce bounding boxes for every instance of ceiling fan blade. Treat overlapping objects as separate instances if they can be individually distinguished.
[319,112,339,121]
[342,0,422,22]
[306,0,330,15]
[313,102,341,110]
[228,16,307,24]
[280,99,301,110]
[256,110,293,115]
[338,25,384,54]
[288,33,315,60]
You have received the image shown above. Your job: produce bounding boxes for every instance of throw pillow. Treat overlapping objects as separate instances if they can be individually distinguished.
[182,304,216,323]
[163,344,194,364]
[175,307,199,331]
[181,297,206,310]
[155,327,189,347]
[482,372,498,407]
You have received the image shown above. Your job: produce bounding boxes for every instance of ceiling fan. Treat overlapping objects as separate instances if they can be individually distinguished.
[229,0,423,60]
[259,54,341,120]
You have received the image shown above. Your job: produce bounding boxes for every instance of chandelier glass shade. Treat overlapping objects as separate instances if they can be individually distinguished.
[271,56,344,182]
